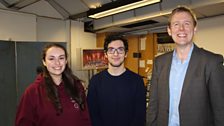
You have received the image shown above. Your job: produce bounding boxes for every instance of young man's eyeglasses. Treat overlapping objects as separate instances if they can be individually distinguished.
[107,47,125,54]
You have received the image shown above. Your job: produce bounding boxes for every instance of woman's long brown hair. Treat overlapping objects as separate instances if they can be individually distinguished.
[41,43,85,115]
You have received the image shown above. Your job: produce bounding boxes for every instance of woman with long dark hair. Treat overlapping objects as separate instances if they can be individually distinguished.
[15,43,91,126]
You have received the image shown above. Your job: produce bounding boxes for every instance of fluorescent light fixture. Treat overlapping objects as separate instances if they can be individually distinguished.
[89,0,160,19]
[105,11,172,29]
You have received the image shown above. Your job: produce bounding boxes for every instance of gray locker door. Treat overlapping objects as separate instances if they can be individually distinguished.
[0,41,17,126]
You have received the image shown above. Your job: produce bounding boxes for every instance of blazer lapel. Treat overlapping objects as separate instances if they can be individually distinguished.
[180,45,201,99]
[160,52,173,110]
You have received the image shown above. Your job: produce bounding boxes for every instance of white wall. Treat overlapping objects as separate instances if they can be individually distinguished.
[70,21,97,83]
[195,15,224,56]
[0,10,36,41]
[37,17,66,42]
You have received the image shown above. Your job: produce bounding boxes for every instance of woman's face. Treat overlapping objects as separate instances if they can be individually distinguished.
[43,46,67,78]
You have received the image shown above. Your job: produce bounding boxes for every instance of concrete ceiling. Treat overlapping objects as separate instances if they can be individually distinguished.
[0,0,224,34]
